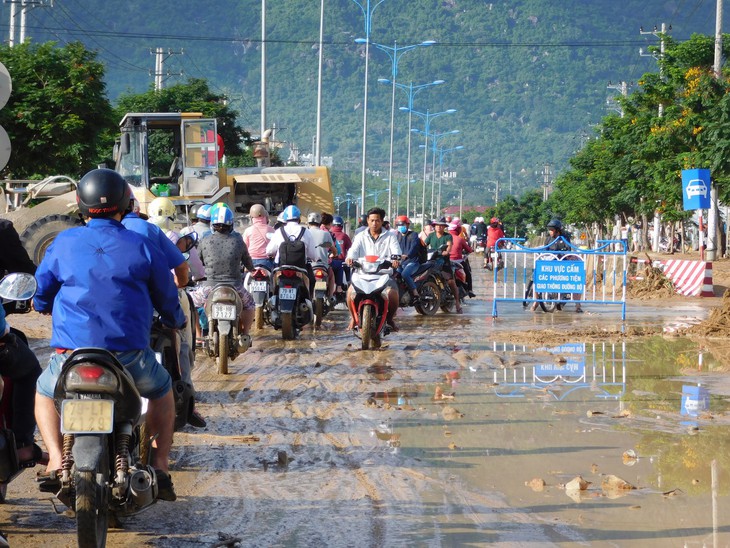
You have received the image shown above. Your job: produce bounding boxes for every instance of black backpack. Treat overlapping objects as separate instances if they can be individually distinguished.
[278,226,307,267]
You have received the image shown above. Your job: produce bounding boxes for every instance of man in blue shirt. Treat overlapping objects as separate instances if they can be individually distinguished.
[34,169,185,501]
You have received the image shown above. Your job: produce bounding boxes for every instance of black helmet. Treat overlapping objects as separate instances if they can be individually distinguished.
[547,219,563,231]
[77,168,131,218]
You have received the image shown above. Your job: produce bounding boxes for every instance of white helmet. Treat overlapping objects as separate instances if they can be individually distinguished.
[148,197,175,219]
[249,204,267,218]
[308,211,322,224]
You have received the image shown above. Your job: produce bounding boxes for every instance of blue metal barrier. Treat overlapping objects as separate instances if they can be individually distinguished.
[490,237,627,320]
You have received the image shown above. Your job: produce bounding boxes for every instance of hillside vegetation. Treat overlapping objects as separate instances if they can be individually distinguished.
[1,0,720,204]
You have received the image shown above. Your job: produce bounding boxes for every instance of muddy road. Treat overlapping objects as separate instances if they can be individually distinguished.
[2,266,730,547]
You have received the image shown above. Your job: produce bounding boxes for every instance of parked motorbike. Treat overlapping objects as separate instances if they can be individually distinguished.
[244,265,273,330]
[268,266,313,340]
[310,260,332,327]
[0,272,42,504]
[204,284,244,374]
[349,255,399,350]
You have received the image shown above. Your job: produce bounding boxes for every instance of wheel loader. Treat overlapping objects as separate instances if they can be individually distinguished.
[0,112,334,264]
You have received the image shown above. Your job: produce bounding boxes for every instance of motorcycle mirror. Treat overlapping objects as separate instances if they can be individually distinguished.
[0,272,37,301]
[176,232,198,253]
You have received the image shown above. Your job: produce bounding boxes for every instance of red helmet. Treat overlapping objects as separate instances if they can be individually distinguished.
[490,217,499,224]
[396,215,410,225]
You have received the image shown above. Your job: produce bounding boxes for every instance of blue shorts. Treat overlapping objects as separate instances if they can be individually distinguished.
[36,347,172,400]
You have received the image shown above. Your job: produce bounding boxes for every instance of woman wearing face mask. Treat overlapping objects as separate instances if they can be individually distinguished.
[395,215,425,302]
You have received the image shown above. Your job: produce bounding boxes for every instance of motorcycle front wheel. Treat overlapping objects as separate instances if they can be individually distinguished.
[217,331,229,374]
[414,281,440,316]
[75,444,110,548]
[360,304,374,350]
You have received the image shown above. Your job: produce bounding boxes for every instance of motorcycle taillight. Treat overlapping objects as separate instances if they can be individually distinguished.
[314,269,326,279]
[280,269,298,278]
[253,269,269,280]
[65,364,119,393]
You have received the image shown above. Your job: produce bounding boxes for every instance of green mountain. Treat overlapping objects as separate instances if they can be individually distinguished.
[1,0,720,206]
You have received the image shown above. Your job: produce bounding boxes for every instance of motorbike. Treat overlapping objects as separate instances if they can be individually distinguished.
[393,261,442,316]
[49,346,159,547]
[268,265,313,340]
[310,259,332,327]
[244,265,273,330]
[149,320,194,431]
[437,259,470,313]
[484,245,505,271]
[0,272,43,504]
[204,283,244,374]
[349,255,399,350]
[474,234,487,254]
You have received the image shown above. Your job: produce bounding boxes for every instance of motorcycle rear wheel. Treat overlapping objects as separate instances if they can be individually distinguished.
[281,312,295,340]
[414,281,440,316]
[255,306,265,330]
[361,304,374,350]
[75,447,110,548]
[217,331,229,374]
[314,297,324,327]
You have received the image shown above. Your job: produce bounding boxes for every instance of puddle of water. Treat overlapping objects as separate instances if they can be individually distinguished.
[380,338,730,545]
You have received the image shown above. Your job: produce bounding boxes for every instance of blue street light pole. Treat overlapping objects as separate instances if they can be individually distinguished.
[349,0,388,213]
[401,107,456,224]
[415,128,459,219]
[379,79,444,218]
[436,145,464,214]
[365,40,435,220]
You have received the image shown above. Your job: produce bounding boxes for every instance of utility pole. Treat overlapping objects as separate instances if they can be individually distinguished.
[7,0,52,46]
[261,0,267,139]
[150,48,183,91]
[709,0,724,260]
[606,81,628,117]
[542,164,552,201]
[640,23,669,251]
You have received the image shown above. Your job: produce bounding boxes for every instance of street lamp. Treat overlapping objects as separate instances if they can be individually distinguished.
[349,0,389,212]
[415,128,459,219]
[401,107,456,223]
[379,78,445,219]
[366,40,436,220]
[436,145,464,215]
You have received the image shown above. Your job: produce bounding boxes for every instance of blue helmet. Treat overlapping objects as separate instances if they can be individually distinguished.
[197,204,212,221]
[332,215,344,226]
[281,205,301,222]
[209,203,233,226]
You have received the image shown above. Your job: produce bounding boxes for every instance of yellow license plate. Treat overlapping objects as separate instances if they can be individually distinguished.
[61,399,114,434]
[314,281,327,291]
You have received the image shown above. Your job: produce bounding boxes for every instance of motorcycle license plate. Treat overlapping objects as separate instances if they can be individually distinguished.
[61,399,114,434]
[211,303,237,320]
[279,287,297,300]
[250,281,268,293]
[314,281,327,291]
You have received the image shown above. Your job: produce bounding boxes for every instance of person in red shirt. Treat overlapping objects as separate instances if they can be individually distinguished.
[448,221,476,298]
[484,217,506,269]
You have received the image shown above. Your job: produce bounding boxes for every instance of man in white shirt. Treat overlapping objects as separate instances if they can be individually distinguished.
[266,205,318,291]
[346,207,402,331]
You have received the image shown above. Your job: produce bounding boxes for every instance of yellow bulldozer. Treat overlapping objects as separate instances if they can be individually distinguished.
[0,112,334,264]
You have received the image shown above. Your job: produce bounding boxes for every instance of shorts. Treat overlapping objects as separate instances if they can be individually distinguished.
[190,283,255,311]
[37,347,172,400]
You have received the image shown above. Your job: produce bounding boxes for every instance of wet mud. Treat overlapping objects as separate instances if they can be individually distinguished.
[2,265,730,546]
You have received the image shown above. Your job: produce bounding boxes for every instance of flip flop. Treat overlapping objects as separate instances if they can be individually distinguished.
[36,469,62,493]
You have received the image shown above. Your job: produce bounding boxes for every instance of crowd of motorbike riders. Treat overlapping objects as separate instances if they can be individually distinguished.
[0,167,543,517]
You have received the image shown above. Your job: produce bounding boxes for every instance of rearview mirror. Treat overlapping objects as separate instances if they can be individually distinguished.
[0,272,37,301]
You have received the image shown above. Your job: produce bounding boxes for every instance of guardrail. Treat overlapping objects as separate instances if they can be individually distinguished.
[490,237,628,320]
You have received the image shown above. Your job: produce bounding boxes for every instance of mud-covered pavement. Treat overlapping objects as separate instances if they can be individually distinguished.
[3,265,730,547]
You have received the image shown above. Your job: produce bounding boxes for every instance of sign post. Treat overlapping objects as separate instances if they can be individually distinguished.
[682,169,711,260]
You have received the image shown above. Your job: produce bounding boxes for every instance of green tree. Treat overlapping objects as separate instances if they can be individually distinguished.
[0,41,113,179]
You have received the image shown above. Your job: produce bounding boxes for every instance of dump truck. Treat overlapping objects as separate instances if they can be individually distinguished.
[0,112,334,263]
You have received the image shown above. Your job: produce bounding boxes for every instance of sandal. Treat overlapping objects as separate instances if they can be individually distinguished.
[36,469,62,493]
[17,442,49,468]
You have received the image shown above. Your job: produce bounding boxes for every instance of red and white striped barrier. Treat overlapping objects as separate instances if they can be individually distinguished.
[660,260,714,297]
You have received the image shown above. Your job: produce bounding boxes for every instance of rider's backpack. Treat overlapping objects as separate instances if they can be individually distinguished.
[278,226,307,267]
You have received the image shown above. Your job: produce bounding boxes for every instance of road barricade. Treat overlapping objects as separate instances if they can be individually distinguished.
[490,237,628,320]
